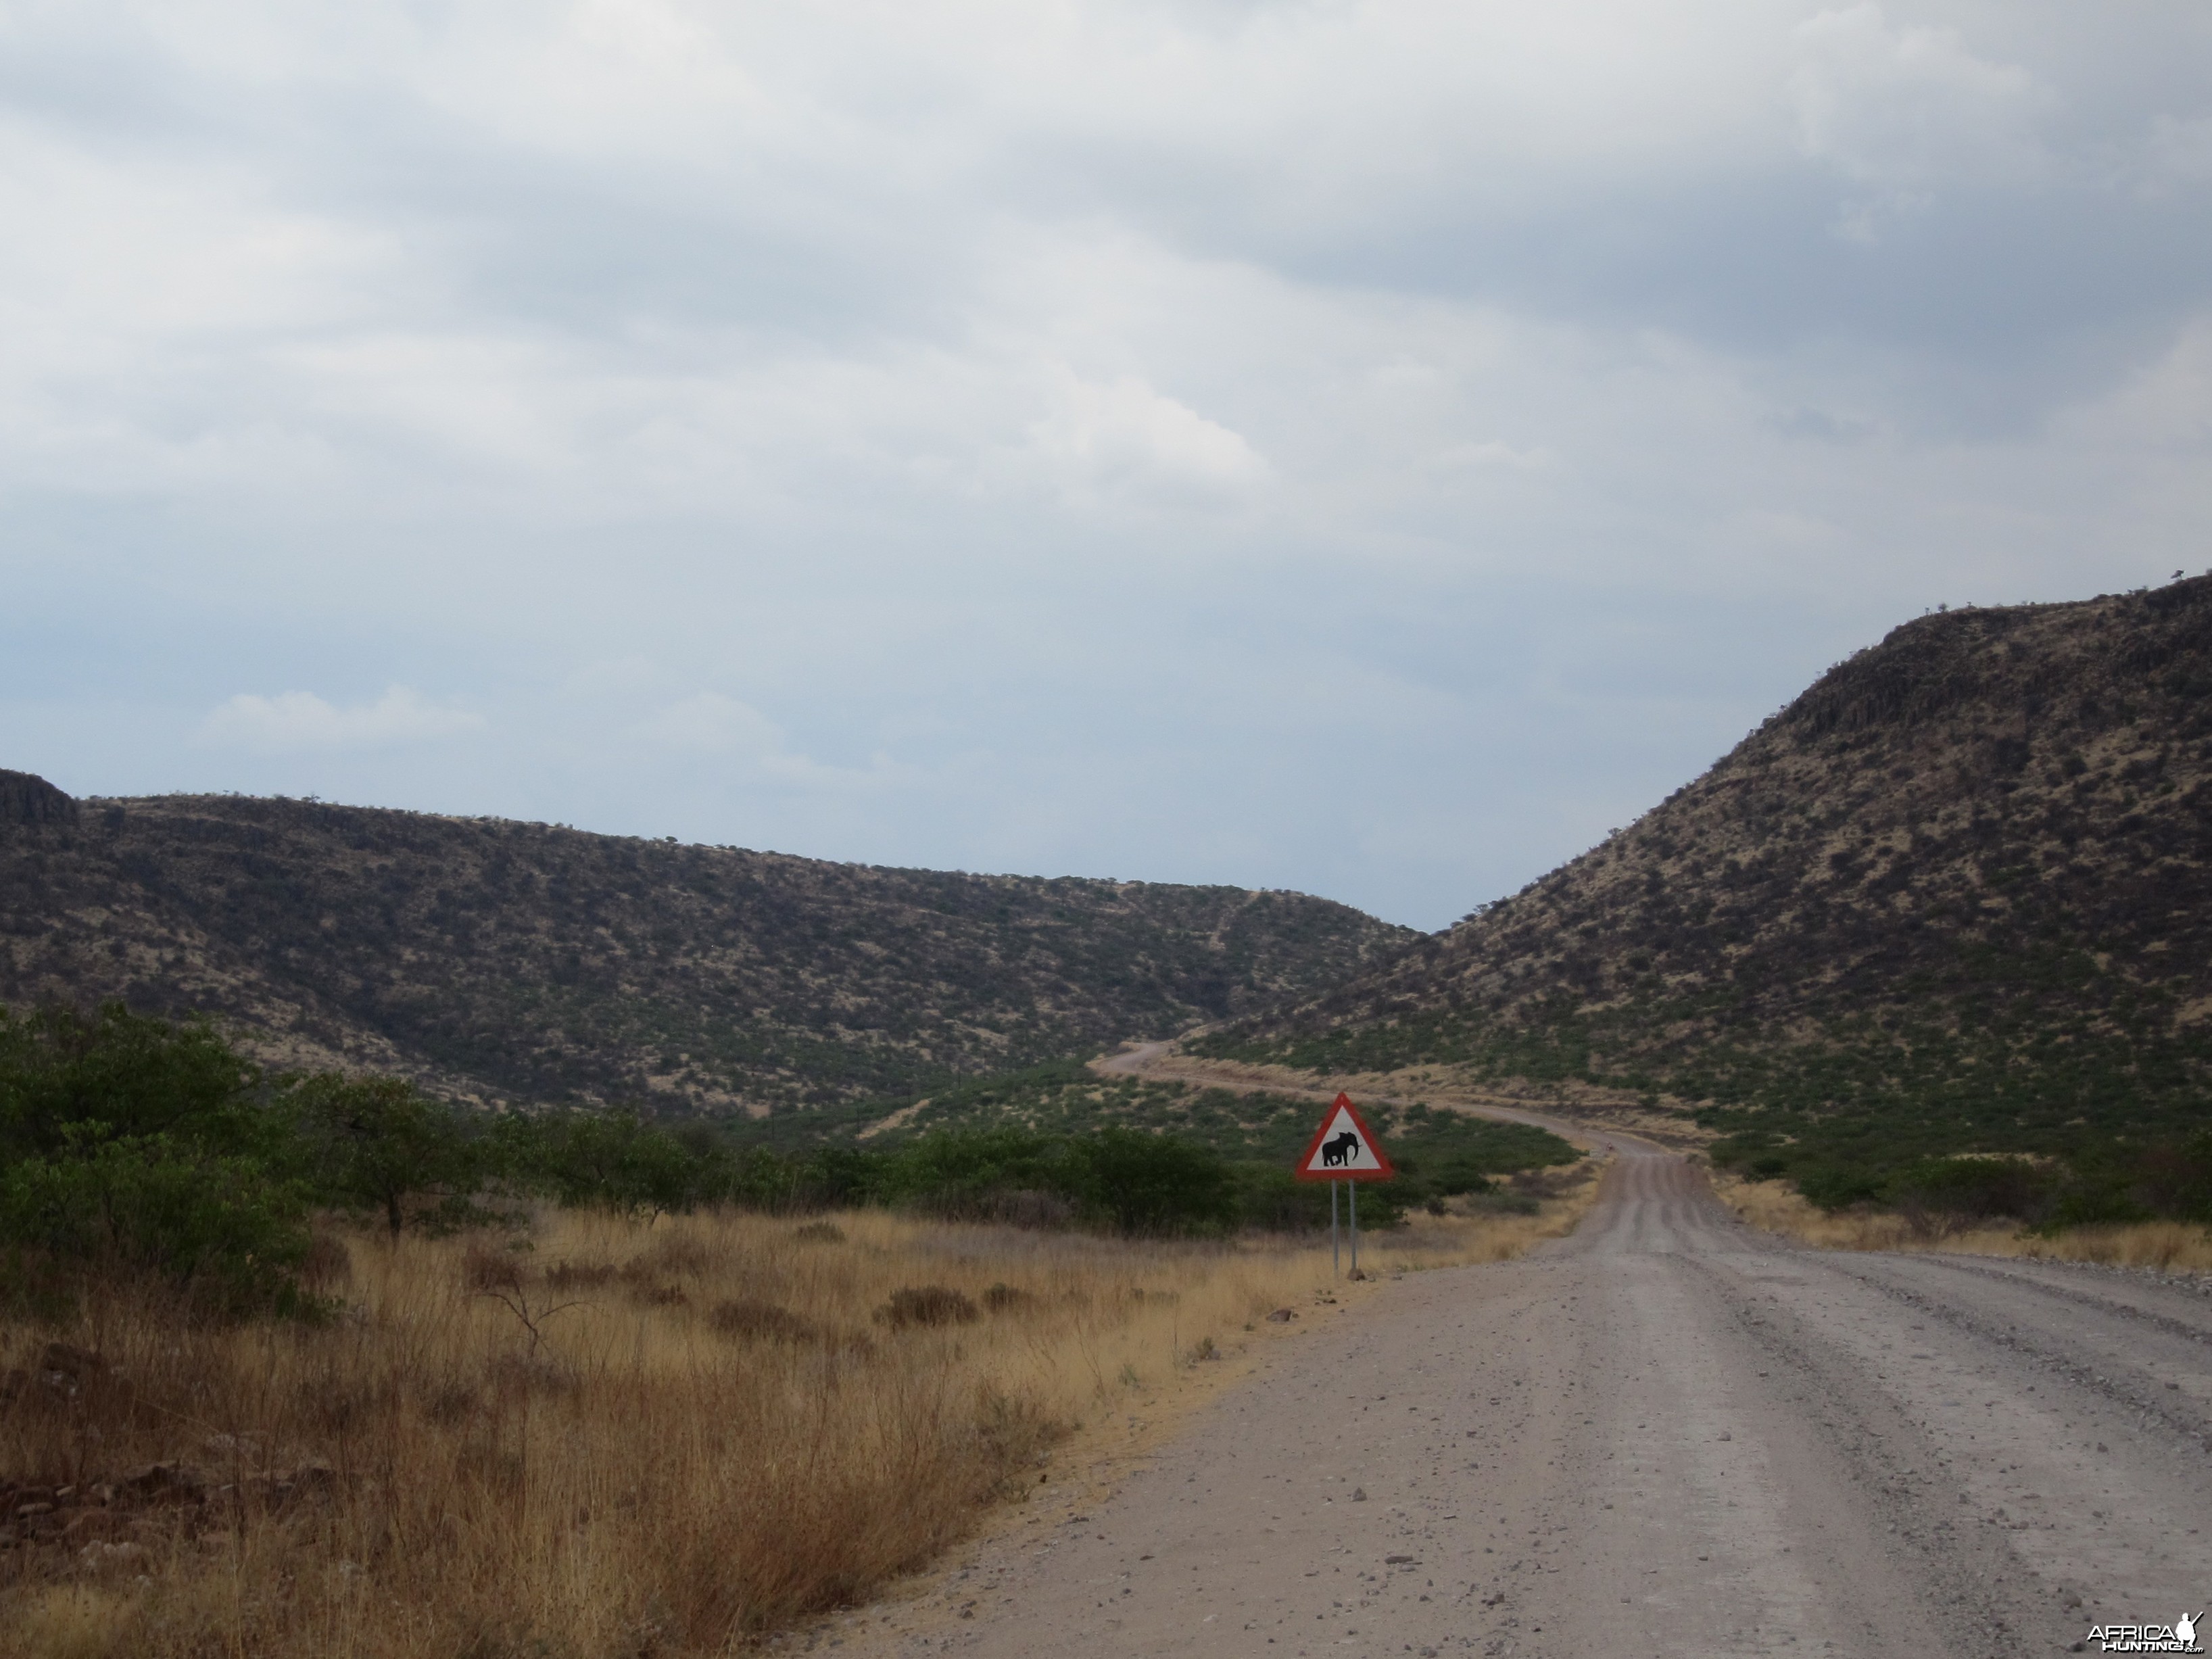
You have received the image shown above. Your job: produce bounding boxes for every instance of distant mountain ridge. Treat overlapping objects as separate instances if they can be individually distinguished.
[0,788,1414,1117]
[1196,579,2212,1183]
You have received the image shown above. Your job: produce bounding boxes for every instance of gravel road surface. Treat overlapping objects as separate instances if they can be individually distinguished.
[840,1130,2212,1659]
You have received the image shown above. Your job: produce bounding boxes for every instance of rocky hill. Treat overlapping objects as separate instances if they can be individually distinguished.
[0,786,1414,1116]
[1195,579,2212,1189]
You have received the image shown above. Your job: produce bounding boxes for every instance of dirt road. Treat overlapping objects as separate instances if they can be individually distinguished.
[840,1132,2212,1658]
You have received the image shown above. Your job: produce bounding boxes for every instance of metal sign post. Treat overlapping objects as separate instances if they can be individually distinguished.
[1293,1093,1394,1280]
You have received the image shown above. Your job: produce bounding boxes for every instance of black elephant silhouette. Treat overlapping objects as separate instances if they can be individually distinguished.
[1320,1130,1361,1168]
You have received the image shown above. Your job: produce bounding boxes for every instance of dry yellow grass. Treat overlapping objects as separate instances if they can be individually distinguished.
[1710,1170,2212,1274]
[0,1187,1594,1658]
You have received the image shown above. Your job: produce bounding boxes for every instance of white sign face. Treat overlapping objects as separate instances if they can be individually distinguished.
[1297,1103,1387,1175]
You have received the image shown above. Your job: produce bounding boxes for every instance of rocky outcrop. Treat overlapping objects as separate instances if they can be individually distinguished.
[0,769,76,827]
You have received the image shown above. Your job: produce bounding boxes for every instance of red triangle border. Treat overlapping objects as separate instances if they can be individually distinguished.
[1293,1092,1396,1182]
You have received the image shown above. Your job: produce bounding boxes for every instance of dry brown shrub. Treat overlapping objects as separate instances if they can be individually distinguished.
[302,1374,377,1435]
[980,1283,1034,1314]
[298,1232,353,1293]
[418,1378,479,1426]
[1508,1166,1577,1199]
[707,1298,823,1344]
[973,1190,1076,1229]
[459,1240,523,1292]
[875,1286,980,1329]
[542,1258,620,1291]
[624,1232,718,1280]
[485,1352,581,1398]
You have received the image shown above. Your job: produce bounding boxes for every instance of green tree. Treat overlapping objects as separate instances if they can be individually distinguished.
[291,1072,483,1237]
[512,1109,704,1220]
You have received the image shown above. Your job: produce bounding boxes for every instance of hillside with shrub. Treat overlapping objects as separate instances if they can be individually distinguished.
[0,783,1412,1115]
[742,1059,1583,1231]
[1195,579,2212,1220]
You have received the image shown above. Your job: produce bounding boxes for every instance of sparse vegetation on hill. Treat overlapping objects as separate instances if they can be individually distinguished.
[0,784,1412,1114]
[1198,580,2212,1210]
[792,1061,1582,1227]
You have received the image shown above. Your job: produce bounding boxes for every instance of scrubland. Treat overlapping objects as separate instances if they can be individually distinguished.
[0,1182,1593,1659]
[1712,1170,2212,1274]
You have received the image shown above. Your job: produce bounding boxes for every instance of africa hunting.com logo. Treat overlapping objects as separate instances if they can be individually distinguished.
[2086,1612,2204,1654]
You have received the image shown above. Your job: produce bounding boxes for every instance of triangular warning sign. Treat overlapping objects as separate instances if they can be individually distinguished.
[1293,1093,1395,1182]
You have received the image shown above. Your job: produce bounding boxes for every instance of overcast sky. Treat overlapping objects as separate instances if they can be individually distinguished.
[3,2,2207,929]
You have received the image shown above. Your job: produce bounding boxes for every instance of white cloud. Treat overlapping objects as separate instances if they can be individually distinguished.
[637,692,784,755]
[2144,114,2212,193]
[635,694,913,794]
[1434,441,1560,475]
[1022,369,1266,503]
[1789,4,2050,218]
[199,688,486,752]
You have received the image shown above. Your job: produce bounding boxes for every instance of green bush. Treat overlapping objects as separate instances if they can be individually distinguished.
[500,1109,707,1219]
[1229,1166,1405,1232]
[1794,1164,1885,1212]
[1885,1157,2057,1225]
[2130,1131,2212,1224]
[1065,1128,1238,1236]
[865,1126,1067,1217]
[0,1133,311,1314]
[852,1124,1243,1236]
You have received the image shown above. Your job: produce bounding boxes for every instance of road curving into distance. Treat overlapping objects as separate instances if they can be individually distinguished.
[845,1074,2212,1659]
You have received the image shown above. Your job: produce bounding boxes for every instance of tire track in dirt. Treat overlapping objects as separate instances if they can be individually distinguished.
[809,1073,2209,1659]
